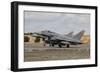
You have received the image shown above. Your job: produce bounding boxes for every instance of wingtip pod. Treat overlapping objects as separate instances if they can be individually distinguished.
[73,30,85,41]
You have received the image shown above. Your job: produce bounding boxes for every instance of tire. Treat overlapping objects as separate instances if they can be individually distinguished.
[52,44,54,47]
[67,44,70,48]
[58,44,62,48]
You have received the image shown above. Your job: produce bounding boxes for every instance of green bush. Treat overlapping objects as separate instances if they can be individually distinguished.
[24,36,30,42]
[35,37,40,43]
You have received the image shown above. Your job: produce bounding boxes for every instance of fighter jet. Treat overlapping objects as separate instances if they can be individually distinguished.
[32,30,85,48]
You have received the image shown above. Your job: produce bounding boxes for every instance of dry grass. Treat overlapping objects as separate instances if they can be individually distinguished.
[81,35,90,44]
[24,43,90,62]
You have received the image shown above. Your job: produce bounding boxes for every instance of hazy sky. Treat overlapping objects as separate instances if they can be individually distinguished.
[24,11,90,35]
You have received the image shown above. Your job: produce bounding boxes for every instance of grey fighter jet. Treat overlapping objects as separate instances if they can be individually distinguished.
[32,30,85,48]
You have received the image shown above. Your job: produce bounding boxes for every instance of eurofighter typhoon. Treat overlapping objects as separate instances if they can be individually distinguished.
[32,30,85,48]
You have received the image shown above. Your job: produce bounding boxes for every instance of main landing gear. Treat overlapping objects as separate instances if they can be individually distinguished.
[58,44,62,48]
[66,44,70,48]
[58,44,70,48]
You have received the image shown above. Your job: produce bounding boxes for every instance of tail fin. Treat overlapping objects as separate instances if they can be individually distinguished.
[65,32,73,37]
[73,30,85,40]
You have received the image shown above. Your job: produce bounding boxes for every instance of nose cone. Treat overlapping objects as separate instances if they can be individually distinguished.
[32,32,41,37]
[32,33,38,37]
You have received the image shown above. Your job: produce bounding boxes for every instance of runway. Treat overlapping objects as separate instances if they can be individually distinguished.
[24,43,90,62]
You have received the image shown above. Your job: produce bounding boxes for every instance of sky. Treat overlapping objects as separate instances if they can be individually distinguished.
[24,11,90,35]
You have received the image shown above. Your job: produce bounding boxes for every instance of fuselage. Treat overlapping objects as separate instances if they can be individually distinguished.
[32,30,84,48]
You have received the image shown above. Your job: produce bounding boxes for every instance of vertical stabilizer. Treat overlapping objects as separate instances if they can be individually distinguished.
[73,30,85,40]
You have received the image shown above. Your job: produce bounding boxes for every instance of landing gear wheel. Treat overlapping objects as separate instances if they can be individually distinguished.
[52,44,54,47]
[58,44,62,48]
[67,44,70,48]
